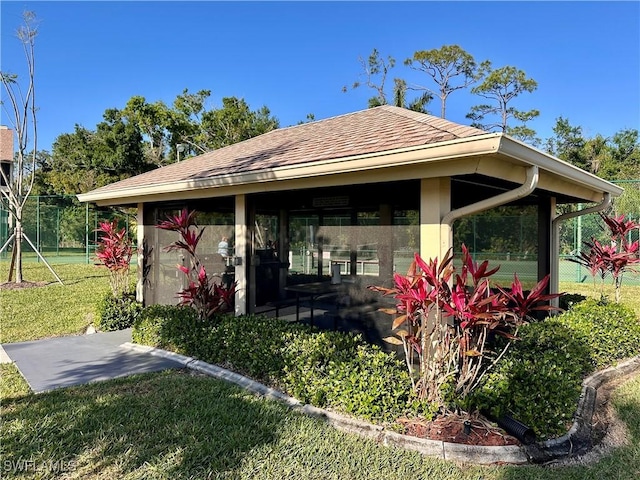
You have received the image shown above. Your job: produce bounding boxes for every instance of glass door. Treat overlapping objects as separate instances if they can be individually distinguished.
[288,214,319,279]
[253,213,280,305]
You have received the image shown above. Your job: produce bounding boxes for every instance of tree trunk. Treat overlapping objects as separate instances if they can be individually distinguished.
[15,222,23,283]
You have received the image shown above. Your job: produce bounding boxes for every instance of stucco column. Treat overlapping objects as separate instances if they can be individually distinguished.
[234,194,248,315]
[420,178,452,262]
[136,203,145,304]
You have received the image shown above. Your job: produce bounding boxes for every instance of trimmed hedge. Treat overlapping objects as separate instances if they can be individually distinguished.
[471,298,640,439]
[132,305,427,422]
[557,298,640,370]
[96,291,143,331]
[200,314,309,383]
[470,320,593,439]
[133,298,640,436]
[132,304,201,352]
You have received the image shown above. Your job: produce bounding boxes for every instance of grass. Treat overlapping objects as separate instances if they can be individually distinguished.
[0,368,638,479]
[1,262,639,478]
[0,263,112,343]
[560,281,640,317]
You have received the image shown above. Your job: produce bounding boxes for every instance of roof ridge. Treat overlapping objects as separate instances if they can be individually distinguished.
[273,108,368,132]
[378,105,485,136]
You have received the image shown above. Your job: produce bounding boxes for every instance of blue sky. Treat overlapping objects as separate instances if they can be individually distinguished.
[1,1,639,153]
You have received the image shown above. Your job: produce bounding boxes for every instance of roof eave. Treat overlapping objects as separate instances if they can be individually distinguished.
[495,135,624,199]
[76,132,623,207]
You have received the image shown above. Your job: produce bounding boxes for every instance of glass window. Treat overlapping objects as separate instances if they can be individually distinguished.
[392,210,419,275]
[146,206,234,305]
[288,214,319,277]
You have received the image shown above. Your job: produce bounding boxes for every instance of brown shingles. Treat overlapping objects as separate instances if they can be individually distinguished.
[86,106,486,195]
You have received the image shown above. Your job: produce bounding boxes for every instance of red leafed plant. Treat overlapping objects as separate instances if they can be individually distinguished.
[157,209,235,320]
[569,213,640,303]
[95,220,133,297]
[369,244,563,406]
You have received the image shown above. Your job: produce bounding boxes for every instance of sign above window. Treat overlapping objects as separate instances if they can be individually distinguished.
[312,196,350,208]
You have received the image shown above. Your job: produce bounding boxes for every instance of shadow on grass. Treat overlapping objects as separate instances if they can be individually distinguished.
[0,370,291,478]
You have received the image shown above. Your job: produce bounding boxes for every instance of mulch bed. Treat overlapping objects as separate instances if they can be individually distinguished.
[398,414,520,446]
[0,281,50,290]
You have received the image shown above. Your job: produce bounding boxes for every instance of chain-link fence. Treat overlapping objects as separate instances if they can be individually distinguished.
[455,209,639,286]
[0,195,136,264]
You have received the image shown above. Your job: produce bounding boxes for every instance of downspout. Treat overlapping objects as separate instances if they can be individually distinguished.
[440,166,539,255]
[550,192,612,306]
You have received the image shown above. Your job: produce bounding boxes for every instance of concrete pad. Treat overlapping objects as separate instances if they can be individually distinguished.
[0,345,12,364]
[1,329,183,393]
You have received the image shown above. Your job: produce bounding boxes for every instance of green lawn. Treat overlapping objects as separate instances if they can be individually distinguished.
[1,262,639,478]
[1,366,638,479]
[0,263,111,343]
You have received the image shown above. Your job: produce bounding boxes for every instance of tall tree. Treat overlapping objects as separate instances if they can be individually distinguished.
[545,117,640,181]
[344,48,396,107]
[467,65,540,142]
[97,108,147,176]
[47,125,110,194]
[392,79,432,113]
[199,97,279,150]
[44,114,148,196]
[606,129,640,179]
[120,96,172,166]
[404,44,488,118]
[544,117,587,169]
[344,48,432,112]
[0,11,62,283]
[167,88,212,157]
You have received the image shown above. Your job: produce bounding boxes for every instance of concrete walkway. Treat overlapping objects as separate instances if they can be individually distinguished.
[1,329,184,393]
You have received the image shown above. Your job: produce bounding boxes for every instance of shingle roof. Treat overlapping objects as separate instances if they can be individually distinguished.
[83,105,487,196]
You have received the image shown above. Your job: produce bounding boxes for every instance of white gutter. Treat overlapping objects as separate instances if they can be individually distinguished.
[440,166,539,255]
[550,192,612,305]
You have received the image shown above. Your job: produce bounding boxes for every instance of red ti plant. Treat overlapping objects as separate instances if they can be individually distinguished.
[95,220,133,298]
[569,213,640,303]
[370,244,563,407]
[156,209,235,320]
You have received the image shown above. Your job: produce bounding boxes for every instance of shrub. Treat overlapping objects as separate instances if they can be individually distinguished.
[470,319,592,439]
[96,291,142,331]
[94,220,133,298]
[568,213,640,303]
[132,304,201,353]
[281,332,428,422]
[557,298,640,369]
[156,209,235,320]
[132,309,428,423]
[281,331,363,404]
[205,314,308,383]
[323,345,422,422]
[369,245,562,407]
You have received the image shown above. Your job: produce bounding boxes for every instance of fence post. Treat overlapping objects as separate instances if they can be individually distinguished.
[56,207,60,257]
[576,206,582,282]
[35,195,40,262]
[85,202,89,264]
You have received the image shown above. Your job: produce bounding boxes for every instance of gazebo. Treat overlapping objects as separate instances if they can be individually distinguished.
[78,106,623,322]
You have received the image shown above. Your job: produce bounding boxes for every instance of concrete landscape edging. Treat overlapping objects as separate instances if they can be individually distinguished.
[121,343,640,465]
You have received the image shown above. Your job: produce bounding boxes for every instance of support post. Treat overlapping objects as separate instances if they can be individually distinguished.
[420,177,451,262]
[234,194,248,316]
